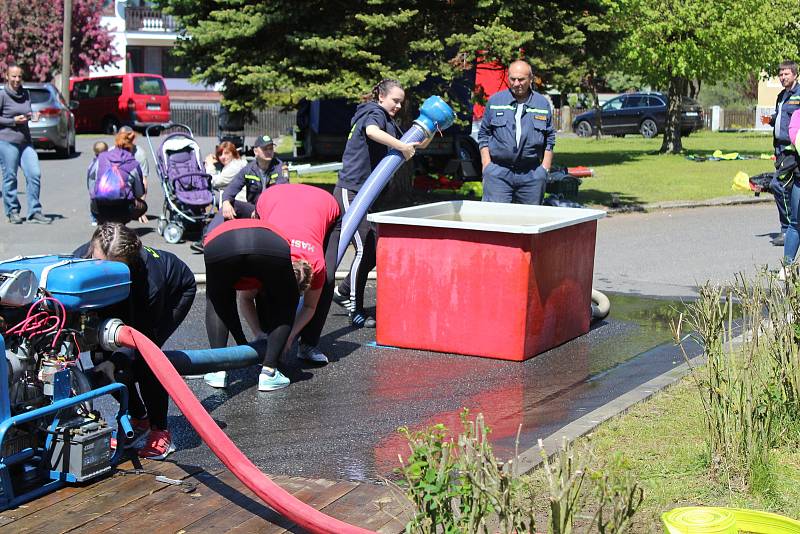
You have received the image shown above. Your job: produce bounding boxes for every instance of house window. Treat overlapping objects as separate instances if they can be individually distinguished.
[126,46,185,78]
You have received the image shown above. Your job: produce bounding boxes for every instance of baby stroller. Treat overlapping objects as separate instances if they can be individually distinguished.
[146,123,214,244]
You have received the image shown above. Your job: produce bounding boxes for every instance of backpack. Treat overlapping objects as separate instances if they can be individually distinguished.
[91,150,135,201]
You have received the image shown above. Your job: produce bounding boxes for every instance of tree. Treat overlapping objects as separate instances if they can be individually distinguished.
[161,0,613,112]
[614,0,800,153]
[0,0,119,82]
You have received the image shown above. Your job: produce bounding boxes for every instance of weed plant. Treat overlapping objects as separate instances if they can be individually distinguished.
[396,411,642,533]
[676,266,800,494]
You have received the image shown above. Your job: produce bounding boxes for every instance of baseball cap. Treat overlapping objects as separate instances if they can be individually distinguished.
[253,134,274,148]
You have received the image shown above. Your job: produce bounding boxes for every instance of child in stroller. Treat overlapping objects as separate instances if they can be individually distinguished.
[146,124,214,244]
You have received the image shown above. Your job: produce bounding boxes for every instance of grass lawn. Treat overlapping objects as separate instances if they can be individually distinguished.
[523,378,800,530]
[282,131,778,209]
[554,131,776,208]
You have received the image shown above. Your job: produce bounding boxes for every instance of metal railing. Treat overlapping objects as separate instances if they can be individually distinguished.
[170,104,297,139]
[125,7,178,32]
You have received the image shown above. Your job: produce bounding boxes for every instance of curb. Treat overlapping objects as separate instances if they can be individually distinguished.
[607,194,771,214]
[514,356,700,474]
[513,332,742,475]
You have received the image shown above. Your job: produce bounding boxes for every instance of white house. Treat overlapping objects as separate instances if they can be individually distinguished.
[96,0,219,104]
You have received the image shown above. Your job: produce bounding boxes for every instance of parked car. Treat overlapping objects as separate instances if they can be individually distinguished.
[69,73,171,134]
[571,92,704,138]
[8,83,78,158]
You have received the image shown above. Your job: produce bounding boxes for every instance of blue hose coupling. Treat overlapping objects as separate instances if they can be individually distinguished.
[415,96,456,136]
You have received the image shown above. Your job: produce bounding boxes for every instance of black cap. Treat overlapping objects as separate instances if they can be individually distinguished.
[253,134,274,148]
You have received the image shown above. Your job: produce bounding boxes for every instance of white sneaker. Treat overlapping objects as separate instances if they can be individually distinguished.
[778,267,788,281]
[258,369,290,391]
[297,342,329,364]
[204,371,228,388]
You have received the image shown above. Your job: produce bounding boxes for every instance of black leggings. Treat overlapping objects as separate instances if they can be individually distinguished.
[334,186,375,312]
[204,227,299,368]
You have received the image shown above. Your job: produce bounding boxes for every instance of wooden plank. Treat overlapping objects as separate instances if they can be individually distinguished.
[178,472,299,533]
[5,460,199,533]
[66,476,194,534]
[106,470,300,534]
[224,476,356,534]
[0,458,143,526]
[317,483,413,532]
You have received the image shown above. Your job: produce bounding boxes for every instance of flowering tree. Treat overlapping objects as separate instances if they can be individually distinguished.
[0,0,119,82]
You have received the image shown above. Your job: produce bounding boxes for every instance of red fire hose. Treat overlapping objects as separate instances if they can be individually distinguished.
[117,326,376,534]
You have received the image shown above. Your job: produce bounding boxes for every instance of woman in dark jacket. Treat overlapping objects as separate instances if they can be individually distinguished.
[75,223,196,460]
[332,79,428,328]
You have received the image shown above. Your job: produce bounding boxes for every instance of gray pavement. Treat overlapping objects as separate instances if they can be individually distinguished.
[0,134,782,298]
[0,135,786,481]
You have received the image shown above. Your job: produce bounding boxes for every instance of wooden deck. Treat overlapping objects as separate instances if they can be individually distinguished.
[0,459,413,533]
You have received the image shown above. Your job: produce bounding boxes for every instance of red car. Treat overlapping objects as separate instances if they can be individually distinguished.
[69,73,171,133]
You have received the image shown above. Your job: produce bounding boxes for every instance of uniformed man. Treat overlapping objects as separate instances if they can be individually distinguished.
[766,60,800,246]
[220,134,288,220]
[477,60,555,205]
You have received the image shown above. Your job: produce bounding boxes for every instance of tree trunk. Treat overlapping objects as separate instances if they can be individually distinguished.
[660,76,687,154]
[588,69,603,140]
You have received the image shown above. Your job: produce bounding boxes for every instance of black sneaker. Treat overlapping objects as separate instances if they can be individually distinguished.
[190,240,204,253]
[7,211,22,224]
[771,232,786,246]
[350,310,376,328]
[28,212,52,224]
[333,287,355,312]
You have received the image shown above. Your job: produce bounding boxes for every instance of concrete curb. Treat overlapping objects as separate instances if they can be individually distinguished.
[607,194,771,214]
[513,333,742,475]
[514,356,701,474]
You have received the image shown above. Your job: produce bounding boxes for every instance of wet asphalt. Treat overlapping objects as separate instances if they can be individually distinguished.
[3,136,778,482]
[131,287,690,483]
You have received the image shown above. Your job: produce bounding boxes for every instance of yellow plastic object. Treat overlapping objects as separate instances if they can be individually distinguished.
[732,171,751,192]
[662,507,800,533]
[662,508,737,533]
[713,150,740,160]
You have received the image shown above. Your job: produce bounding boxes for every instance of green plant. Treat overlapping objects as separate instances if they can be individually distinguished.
[396,410,535,534]
[588,453,644,533]
[540,437,587,534]
[675,265,800,494]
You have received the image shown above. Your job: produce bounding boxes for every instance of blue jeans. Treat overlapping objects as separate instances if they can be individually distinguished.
[784,182,800,263]
[0,141,42,217]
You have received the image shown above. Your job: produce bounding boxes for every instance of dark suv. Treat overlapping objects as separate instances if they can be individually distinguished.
[571,92,703,138]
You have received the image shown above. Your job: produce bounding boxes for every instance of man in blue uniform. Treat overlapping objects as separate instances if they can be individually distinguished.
[477,60,555,205]
[220,134,288,220]
[767,61,800,246]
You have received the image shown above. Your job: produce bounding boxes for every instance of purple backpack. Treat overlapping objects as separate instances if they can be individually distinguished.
[91,149,137,201]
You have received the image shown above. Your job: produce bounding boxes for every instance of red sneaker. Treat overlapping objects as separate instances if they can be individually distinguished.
[137,429,176,460]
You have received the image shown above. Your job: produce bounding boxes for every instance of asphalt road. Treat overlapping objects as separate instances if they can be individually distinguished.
[0,134,785,480]
[0,134,781,298]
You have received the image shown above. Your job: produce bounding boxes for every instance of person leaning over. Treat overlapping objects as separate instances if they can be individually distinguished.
[477,59,555,205]
[220,134,288,220]
[0,64,51,224]
[765,60,800,247]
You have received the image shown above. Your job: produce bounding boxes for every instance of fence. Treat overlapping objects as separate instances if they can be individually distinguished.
[170,104,297,139]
